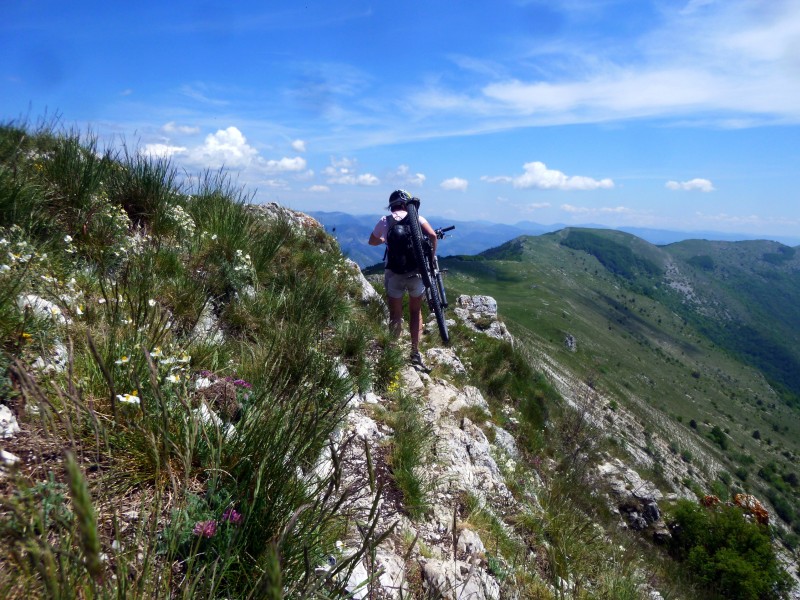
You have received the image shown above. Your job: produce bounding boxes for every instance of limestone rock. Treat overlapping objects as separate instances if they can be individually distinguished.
[1,405,20,439]
[454,295,513,343]
[426,347,466,375]
[421,557,500,600]
[457,528,486,557]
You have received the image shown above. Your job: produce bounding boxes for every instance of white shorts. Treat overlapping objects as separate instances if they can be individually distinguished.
[384,269,425,299]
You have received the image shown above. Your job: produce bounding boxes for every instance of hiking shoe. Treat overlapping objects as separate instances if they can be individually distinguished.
[410,350,431,373]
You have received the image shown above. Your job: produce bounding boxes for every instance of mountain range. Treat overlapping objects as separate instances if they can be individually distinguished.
[436,227,800,556]
[309,210,800,268]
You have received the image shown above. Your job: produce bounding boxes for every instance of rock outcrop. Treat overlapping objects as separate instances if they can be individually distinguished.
[453,295,513,343]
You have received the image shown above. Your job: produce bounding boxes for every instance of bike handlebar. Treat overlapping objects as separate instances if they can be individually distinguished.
[435,225,455,239]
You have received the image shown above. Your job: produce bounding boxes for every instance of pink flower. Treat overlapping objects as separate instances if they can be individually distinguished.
[193,520,217,538]
[222,508,243,525]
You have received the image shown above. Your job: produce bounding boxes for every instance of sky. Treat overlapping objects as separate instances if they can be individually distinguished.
[2,0,800,240]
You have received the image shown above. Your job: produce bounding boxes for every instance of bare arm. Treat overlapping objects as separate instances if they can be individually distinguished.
[368,232,384,246]
[421,221,437,255]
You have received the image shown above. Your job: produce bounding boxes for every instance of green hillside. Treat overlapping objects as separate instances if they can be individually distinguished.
[443,229,800,550]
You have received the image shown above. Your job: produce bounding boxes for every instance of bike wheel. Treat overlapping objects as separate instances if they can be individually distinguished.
[406,204,449,344]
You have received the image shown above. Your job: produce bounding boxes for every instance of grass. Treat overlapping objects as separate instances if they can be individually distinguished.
[0,120,404,598]
[385,391,434,520]
[441,232,800,547]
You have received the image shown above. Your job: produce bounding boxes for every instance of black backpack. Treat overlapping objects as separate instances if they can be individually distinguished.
[385,213,418,274]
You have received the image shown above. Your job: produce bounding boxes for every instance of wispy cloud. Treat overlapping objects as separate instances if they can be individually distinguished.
[394,165,426,186]
[666,178,715,192]
[407,0,800,132]
[163,121,200,135]
[561,204,630,214]
[323,157,380,186]
[440,177,469,191]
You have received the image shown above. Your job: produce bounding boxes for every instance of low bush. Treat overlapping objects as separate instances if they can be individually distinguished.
[668,499,792,599]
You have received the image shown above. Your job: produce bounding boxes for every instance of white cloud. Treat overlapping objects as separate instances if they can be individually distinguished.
[188,127,258,168]
[163,121,200,135]
[666,178,715,192]
[323,157,380,186]
[487,162,614,191]
[292,139,307,152]
[408,2,800,129]
[140,143,187,158]
[261,179,289,188]
[527,202,551,210]
[440,177,469,191]
[395,165,426,186]
[481,175,513,184]
[264,156,307,173]
[561,204,630,214]
[308,185,330,193]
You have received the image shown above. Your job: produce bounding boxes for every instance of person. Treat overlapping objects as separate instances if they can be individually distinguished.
[369,190,438,370]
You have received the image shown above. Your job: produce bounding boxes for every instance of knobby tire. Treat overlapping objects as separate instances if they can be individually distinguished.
[406,203,449,344]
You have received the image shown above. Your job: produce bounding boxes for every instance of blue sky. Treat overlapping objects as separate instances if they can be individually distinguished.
[3,0,799,239]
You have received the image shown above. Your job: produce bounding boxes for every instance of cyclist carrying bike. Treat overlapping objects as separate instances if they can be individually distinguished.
[368,189,438,370]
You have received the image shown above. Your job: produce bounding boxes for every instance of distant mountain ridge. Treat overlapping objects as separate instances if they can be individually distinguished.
[440,227,800,560]
[307,210,800,267]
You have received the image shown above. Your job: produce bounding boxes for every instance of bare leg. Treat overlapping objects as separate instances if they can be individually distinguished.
[409,294,423,352]
[388,296,403,338]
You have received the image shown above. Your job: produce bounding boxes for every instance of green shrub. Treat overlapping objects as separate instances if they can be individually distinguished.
[668,500,792,599]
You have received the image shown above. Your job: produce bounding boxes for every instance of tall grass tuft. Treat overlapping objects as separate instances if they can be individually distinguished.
[64,451,102,581]
[387,392,434,520]
[0,121,397,598]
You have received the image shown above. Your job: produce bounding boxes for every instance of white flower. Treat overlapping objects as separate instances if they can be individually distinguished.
[0,265,10,272]
[150,347,163,358]
[117,392,140,405]
[148,299,156,307]
[211,234,218,240]
[177,353,191,363]
[195,377,212,390]
[64,235,73,243]
[115,356,130,365]
[166,373,181,383]
[98,298,106,304]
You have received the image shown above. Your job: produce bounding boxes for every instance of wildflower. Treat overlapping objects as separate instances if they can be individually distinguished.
[211,234,218,240]
[64,235,73,243]
[75,305,84,316]
[159,356,177,365]
[148,299,156,307]
[98,298,106,304]
[221,508,243,525]
[117,392,140,405]
[177,353,191,364]
[166,373,181,383]
[192,520,217,538]
[115,356,130,365]
[0,264,10,272]
[150,347,163,358]
[195,376,212,390]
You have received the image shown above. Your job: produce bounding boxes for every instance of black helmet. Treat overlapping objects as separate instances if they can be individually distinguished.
[388,189,412,208]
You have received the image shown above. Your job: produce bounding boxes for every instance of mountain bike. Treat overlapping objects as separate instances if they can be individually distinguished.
[405,199,454,344]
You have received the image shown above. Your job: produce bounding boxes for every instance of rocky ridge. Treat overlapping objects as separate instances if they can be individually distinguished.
[326,282,674,598]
